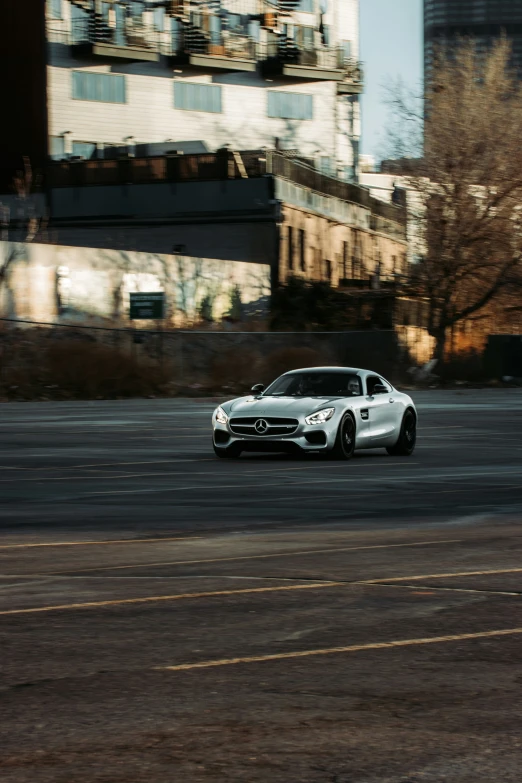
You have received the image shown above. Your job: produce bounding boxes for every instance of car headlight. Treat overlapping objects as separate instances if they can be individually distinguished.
[215,406,228,425]
[305,407,335,425]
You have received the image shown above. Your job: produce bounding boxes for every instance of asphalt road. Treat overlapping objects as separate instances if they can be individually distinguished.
[1,390,522,782]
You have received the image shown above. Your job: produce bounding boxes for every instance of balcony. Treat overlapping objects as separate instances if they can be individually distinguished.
[260,41,363,86]
[169,26,257,72]
[70,18,161,62]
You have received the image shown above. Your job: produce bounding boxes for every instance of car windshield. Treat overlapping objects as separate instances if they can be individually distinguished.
[264,372,362,398]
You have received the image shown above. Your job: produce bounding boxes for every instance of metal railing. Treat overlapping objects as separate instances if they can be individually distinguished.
[260,40,363,79]
[46,151,406,227]
[48,20,363,81]
[172,28,258,60]
[70,18,164,52]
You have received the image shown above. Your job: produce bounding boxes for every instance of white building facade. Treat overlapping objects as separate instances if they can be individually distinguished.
[45,0,362,179]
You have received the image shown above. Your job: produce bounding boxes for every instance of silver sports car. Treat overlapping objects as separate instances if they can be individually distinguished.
[212,366,417,460]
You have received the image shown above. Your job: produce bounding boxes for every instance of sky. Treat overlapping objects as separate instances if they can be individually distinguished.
[360,0,423,159]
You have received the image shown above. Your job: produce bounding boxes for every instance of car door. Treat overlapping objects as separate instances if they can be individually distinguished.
[365,375,399,445]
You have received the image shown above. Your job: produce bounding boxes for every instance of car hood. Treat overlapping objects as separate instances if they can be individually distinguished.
[226,396,341,417]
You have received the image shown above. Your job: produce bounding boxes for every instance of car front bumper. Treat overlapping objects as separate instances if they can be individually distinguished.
[213,419,339,453]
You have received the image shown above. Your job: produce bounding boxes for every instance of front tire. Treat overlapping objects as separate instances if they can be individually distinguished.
[329,414,356,460]
[386,409,416,456]
[213,443,242,459]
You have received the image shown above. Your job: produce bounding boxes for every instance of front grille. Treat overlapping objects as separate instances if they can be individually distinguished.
[230,416,299,437]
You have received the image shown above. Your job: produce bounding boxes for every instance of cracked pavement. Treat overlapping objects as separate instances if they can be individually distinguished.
[1,390,522,782]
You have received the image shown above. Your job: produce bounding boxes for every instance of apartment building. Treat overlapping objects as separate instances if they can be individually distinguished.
[14,0,357,179]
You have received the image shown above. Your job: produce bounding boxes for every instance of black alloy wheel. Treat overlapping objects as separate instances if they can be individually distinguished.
[330,414,356,460]
[386,409,416,456]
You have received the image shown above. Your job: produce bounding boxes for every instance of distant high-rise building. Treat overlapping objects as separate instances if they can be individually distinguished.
[424,0,522,76]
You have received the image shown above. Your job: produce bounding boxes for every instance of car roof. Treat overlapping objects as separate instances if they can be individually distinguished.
[283,367,369,375]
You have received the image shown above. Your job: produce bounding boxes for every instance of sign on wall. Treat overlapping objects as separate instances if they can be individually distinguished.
[129,292,165,320]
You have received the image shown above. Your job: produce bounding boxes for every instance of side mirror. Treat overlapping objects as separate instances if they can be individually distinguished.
[251,384,265,394]
[371,383,388,395]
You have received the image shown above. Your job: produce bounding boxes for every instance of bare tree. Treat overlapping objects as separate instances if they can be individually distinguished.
[0,158,45,303]
[386,39,522,365]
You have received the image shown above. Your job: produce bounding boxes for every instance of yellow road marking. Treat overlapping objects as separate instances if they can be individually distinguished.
[366,582,521,597]
[0,582,340,616]
[0,535,201,551]
[42,539,461,576]
[157,627,522,672]
[362,566,522,584]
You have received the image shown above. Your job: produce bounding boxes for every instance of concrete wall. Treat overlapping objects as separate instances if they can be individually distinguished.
[50,178,275,220]
[49,222,278,267]
[0,241,271,326]
[360,173,426,264]
[278,203,408,285]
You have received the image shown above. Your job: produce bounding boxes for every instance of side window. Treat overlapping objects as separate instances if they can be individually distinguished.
[346,375,362,396]
[366,376,391,395]
[366,375,389,397]
[366,376,378,396]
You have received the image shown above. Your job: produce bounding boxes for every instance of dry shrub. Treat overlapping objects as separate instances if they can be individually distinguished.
[209,348,263,391]
[45,340,169,398]
[0,331,171,399]
[259,347,326,384]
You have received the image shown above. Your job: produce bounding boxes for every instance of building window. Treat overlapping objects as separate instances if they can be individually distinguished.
[298,0,314,12]
[318,157,334,175]
[267,91,313,120]
[294,26,315,49]
[299,229,306,271]
[153,6,165,31]
[248,20,260,41]
[325,259,332,281]
[321,25,330,46]
[209,15,222,45]
[49,0,62,19]
[342,241,348,279]
[288,226,294,270]
[72,71,126,104]
[341,40,352,60]
[72,141,97,160]
[50,136,65,160]
[174,82,222,113]
[130,1,144,18]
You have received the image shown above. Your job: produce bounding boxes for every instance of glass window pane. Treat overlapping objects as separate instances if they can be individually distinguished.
[130,1,144,18]
[154,6,165,30]
[267,91,312,119]
[72,71,126,103]
[50,136,65,159]
[209,15,221,44]
[72,142,97,159]
[116,75,126,103]
[50,0,62,19]
[174,82,221,113]
[248,20,260,41]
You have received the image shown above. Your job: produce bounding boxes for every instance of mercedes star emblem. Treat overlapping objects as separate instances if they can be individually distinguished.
[255,419,269,434]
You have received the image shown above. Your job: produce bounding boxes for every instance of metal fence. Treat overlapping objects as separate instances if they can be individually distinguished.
[0,317,410,395]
